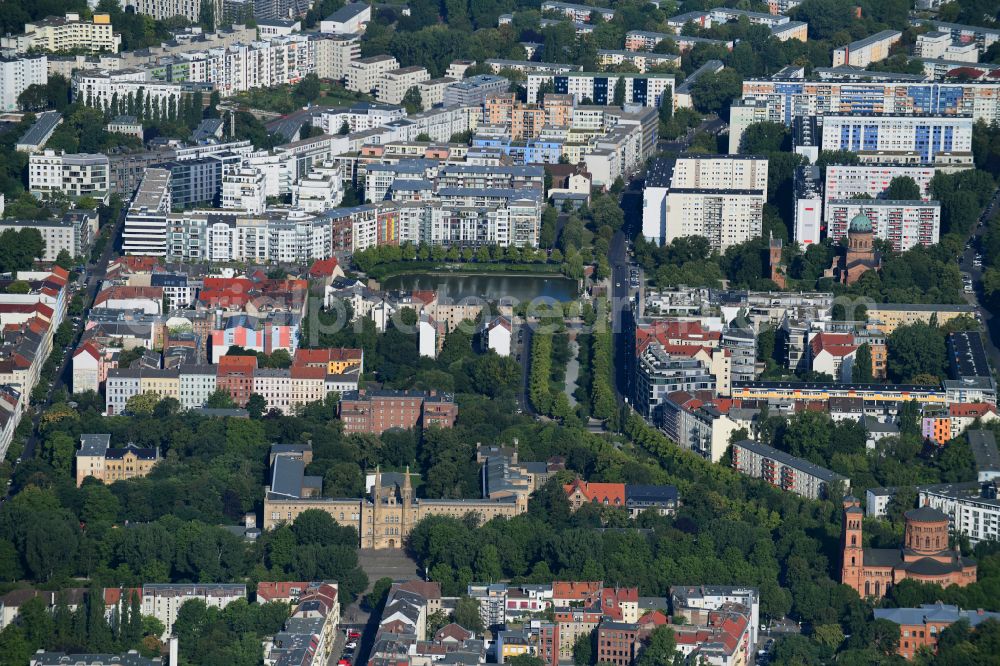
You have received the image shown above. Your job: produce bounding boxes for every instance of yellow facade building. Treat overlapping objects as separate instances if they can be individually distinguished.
[75,433,160,487]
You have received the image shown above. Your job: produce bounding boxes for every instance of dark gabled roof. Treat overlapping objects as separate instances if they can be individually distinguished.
[862,548,902,568]
[625,484,678,503]
[900,557,964,576]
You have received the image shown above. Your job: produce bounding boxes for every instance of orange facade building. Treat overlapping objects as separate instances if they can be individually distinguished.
[841,498,977,598]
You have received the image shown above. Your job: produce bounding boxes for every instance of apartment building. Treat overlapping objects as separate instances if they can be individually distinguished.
[875,604,1000,660]
[0,209,97,262]
[793,165,823,245]
[739,79,1000,124]
[658,391,744,463]
[820,114,974,167]
[2,13,121,54]
[377,66,430,105]
[312,33,361,81]
[262,583,341,666]
[921,20,1000,54]
[443,75,510,107]
[824,164,935,213]
[915,31,980,62]
[123,168,172,257]
[166,209,333,263]
[72,69,194,116]
[623,31,734,53]
[152,35,315,97]
[29,150,110,201]
[0,56,47,112]
[634,343,717,421]
[641,155,768,250]
[220,167,267,214]
[732,439,849,499]
[526,72,674,108]
[727,98,770,154]
[596,49,680,74]
[346,55,399,94]
[672,585,760,645]
[832,30,902,67]
[75,433,160,487]
[865,303,978,335]
[542,1,615,22]
[338,389,458,435]
[826,199,940,251]
[124,0,221,22]
[15,111,63,154]
[139,584,245,640]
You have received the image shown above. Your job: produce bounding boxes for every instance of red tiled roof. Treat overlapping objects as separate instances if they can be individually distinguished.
[293,348,363,365]
[810,331,857,358]
[308,257,340,277]
[94,286,163,306]
[949,403,996,418]
[563,480,626,506]
[257,581,312,602]
[552,581,602,602]
[218,355,258,372]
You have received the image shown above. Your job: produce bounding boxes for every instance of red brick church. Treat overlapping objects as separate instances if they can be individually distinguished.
[840,497,977,598]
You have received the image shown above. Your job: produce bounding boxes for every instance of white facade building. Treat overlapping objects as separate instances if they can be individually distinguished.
[221,168,267,214]
[29,150,110,200]
[820,114,974,166]
[345,55,399,94]
[642,155,768,250]
[920,483,1000,545]
[832,30,902,68]
[0,56,48,112]
[312,33,361,81]
[2,13,121,54]
[526,72,674,108]
[141,584,245,640]
[823,164,936,213]
[123,168,172,256]
[826,199,941,252]
[377,66,430,105]
[320,2,371,34]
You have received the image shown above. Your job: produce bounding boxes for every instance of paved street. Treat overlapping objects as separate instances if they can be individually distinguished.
[962,188,1000,368]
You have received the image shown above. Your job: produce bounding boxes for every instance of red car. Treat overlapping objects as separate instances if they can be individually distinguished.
[348,631,361,640]
[338,660,351,666]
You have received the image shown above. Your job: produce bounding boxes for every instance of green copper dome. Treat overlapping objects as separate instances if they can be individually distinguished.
[849,212,873,233]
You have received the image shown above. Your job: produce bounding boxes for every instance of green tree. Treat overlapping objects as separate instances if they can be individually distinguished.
[572,631,594,666]
[453,595,484,633]
[125,392,161,416]
[690,68,742,117]
[205,389,236,409]
[295,73,322,103]
[887,322,947,384]
[246,393,267,418]
[884,175,922,201]
[740,121,788,154]
[852,343,873,383]
[402,87,423,114]
[637,626,676,666]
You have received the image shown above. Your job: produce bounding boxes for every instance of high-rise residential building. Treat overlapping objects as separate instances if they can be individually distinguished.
[738,79,1000,124]
[376,66,430,105]
[1,13,121,53]
[0,55,47,112]
[526,72,675,107]
[820,114,974,167]
[221,167,267,214]
[443,75,509,107]
[641,155,768,250]
[124,0,223,23]
[793,165,823,246]
[825,199,940,251]
[823,164,936,214]
[311,33,361,81]
[345,55,399,94]
[28,150,110,200]
[921,20,1000,54]
[123,168,172,256]
[727,98,769,154]
[832,30,902,67]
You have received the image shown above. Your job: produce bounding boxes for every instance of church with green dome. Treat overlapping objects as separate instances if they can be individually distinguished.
[827,210,881,285]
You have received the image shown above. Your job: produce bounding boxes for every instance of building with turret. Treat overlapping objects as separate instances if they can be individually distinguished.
[827,212,881,285]
[840,497,977,598]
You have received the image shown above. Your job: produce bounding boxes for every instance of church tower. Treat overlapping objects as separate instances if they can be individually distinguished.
[841,496,865,595]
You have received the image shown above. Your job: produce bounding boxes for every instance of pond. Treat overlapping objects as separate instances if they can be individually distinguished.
[380,272,579,302]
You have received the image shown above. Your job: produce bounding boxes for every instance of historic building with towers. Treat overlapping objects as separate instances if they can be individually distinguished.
[264,442,547,548]
[827,212,881,285]
[840,497,977,598]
